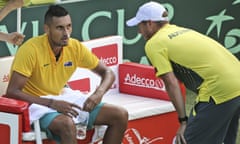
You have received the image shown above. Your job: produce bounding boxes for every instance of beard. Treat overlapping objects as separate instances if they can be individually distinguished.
[48,32,70,47]
[49,37,69,47]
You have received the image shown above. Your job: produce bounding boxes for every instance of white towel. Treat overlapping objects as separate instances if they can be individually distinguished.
[29,88,89,125]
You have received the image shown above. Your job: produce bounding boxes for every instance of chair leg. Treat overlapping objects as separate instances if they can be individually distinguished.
[33,120,43,144]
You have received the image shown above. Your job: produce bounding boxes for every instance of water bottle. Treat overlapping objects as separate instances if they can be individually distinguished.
[75,111,89,140]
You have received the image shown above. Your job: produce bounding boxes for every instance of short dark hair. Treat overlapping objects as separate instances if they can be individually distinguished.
[44,5,69,25]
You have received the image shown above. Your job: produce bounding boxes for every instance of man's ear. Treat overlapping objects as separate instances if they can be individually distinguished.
[44,24,49,34]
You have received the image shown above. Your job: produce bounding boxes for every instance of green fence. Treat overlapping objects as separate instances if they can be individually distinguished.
[0,0,240,63]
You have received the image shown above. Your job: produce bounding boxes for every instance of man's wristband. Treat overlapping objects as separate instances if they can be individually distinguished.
[178,116,188,123]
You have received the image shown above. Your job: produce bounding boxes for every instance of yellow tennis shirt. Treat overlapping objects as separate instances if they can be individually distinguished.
[11,34,99,96]
[145,24,240,104]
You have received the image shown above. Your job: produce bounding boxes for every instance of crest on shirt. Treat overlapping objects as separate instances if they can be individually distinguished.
[64,61,72,67]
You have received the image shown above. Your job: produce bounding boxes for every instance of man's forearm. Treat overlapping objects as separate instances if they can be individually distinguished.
[0,0,23,21]
[0,32,8,41]
[96,69,115,95]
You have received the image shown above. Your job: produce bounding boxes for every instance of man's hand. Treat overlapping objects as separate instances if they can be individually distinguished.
[83,92,102,112]
[175,122,187,144]
[7,32,25,45]
[50,100,82,118]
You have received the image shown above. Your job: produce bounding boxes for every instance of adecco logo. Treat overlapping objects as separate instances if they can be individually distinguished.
[123,128,163,144]
[92,44,118,66]
[92,128,164,144]
[124,73,165,91]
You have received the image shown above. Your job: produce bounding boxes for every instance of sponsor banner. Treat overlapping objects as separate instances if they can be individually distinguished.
[92,44,118,67]
[123,112,179,144]
[119,62,170,100]
[68,78,91,93]
[90,112,179,144]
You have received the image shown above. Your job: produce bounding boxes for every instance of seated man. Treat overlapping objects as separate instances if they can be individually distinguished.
[6,5,128,144]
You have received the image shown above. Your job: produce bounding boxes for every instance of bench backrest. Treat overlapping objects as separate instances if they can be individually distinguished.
[68,36,122,95]
[0,56,14,96]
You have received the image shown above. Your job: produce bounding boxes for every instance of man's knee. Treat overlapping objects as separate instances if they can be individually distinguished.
[96,104,128,125]
[112,106,128,126]
[118,107,128,121]
[50,115,75,135]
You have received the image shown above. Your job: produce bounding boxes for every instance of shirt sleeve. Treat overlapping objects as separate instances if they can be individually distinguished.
[11,41,36,77]
[74,40,99,70]
[145,41,173,77]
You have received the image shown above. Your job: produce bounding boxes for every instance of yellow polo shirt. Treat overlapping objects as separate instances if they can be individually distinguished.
[145,24,240,104]
[11,34,99,96]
